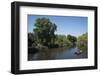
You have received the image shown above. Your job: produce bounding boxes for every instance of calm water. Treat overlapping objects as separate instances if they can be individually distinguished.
[28,47,88,61]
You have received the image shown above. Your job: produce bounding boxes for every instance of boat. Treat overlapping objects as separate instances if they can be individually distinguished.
[74,49,82,55]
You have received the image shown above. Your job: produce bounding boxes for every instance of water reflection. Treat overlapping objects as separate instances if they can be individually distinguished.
[28,47,88,61]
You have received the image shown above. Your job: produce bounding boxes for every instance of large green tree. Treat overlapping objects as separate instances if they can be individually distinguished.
[33,17,57,47]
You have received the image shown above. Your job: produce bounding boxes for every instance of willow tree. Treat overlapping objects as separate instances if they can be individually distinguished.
[33,17,57,47]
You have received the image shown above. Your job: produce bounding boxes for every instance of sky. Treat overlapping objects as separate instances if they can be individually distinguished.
[28,15,87,37]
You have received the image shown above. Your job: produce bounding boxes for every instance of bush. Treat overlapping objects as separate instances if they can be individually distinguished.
[77,33,88,51]
[36,43,48,50]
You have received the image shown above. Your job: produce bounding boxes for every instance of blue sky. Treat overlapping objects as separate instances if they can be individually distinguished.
[28,15,87,37]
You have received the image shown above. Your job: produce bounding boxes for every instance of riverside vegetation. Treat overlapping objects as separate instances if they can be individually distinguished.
[28,17,88,55]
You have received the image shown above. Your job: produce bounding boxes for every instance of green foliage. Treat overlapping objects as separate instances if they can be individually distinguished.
[35,43,48,50]
[77,33,88,51]
[28,17,87,52]
[28,33,35,47]
[33,17,57,47]
[54,34,77,47]
[67,35,77,43]
[55,35,67,47]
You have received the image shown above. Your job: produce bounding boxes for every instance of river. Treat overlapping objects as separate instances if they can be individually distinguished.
[28,46,88,61]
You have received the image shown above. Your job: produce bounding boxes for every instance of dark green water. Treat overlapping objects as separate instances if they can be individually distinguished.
[28,47,88,61]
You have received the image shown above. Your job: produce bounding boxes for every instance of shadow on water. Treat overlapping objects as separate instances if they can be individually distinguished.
[28,46,88,61]
[28,47,39,54]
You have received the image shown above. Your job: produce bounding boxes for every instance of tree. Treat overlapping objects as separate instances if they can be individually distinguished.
[55,34,73,47]
[77,33,88,51]
[55,35,66,47]
[33,17,57,47]
[67,35,77,46]
[28,32,35,47]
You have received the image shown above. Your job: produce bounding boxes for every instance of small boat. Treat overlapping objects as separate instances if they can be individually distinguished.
[74,49,82,55]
